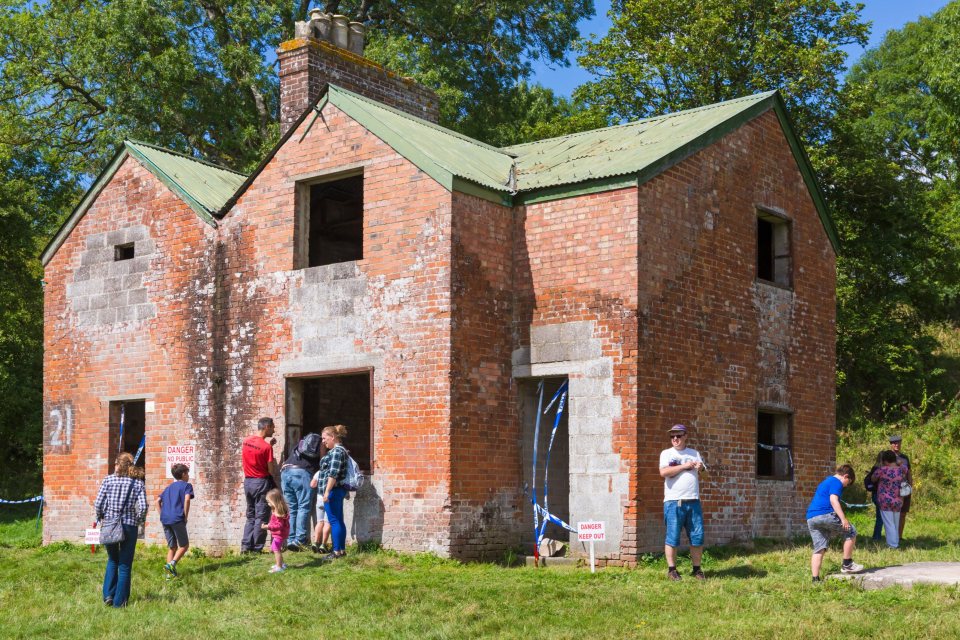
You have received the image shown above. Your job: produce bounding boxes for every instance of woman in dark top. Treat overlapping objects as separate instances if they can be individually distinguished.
[318,425,349,559]
[280,434,322,550]
[95,452,148,607]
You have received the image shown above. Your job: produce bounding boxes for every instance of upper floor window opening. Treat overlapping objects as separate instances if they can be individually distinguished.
[296,172,363,268]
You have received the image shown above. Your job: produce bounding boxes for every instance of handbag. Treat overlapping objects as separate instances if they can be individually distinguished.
[99,478,133,545]
[900,481,912,497]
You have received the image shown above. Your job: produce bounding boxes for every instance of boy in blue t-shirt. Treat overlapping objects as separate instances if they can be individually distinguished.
[805,464,864,582]
[157,463,195,578]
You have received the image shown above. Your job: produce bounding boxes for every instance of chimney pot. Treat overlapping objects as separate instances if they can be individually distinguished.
[348,22,365,55]
[332,14,350,49]
[294,20,312,39]
[313,12,332,40]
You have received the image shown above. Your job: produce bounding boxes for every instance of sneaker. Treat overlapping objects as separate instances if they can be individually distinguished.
[691,568,706,581]
[268,565,285,573]
[164,562,178,578]
[103,597,113,606]
[287,542,303,552]
[667,569,682,581]
[840,561,864,574]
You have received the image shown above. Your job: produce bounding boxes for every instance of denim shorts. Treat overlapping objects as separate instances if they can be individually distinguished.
[807,513,857,553]
[663,499,704,547]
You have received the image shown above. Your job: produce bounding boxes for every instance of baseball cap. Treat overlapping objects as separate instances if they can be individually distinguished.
[889,434,902,443]
[668,424,688,435]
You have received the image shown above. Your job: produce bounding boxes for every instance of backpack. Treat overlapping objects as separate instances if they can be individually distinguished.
[341,449,365,492]
[864,465,878,492]
[297,432,322,459]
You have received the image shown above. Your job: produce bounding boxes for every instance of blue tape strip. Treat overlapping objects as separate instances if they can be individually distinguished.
[0,496,43,504]
[133,434,145,464]
[118,403,125,454]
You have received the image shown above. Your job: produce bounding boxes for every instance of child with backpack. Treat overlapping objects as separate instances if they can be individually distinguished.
[156,463,194,578]
[261,489,290,573]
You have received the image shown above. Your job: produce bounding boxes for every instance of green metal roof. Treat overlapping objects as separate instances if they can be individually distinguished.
[316,86,836,252]
[505,92,777,190]
[124,141,247,223]
[41,141,247,266]
[320,86,515,193]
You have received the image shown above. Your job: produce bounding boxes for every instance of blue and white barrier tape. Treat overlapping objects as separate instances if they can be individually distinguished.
[0,495,42,504]
[841,500,873,509]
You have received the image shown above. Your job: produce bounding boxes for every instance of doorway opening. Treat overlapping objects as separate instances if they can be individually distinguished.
[108,400,146,473]
[285,371,372,472]
[520,377,570,548]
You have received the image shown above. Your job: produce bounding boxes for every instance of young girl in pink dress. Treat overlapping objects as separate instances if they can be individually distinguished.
[262,489,290,573]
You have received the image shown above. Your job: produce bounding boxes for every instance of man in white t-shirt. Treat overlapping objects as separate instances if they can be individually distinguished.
[658,424,705,581]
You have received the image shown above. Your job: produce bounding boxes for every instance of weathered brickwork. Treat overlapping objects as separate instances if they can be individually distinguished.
[633,111,836,551]
[43,158,219,545]
[279,38,438,134]
[218,101,457,553]
[512,188,641,565]
[43,38,835,561]
[448,192,521,559]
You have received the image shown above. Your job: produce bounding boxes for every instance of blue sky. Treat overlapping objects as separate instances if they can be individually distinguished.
[532,0,952,97]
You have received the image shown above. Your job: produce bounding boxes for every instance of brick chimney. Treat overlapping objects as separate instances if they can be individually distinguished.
[277,9,439,134]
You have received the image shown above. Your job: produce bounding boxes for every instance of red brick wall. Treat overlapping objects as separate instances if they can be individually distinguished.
[220,102,456,553]
[43,157,219,545]
[449,192,520,559]
[516,187,641,565]
[43,104,835,560]
[634,110,836,549]
[278,38,438,134]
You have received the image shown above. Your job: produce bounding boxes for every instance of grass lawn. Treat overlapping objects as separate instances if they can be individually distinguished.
[1,503,960,639]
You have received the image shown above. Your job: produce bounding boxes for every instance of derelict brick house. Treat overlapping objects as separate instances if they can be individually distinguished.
[41,11,837,564]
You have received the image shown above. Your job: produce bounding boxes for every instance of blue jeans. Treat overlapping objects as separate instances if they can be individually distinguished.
[663,499,704,547]
[324,487,347,552]
[102,524,138,607]
[872,491,883,540]
[282,468,314,546]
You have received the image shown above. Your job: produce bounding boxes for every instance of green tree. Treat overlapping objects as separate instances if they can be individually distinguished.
[0,0,596,489]
[820,6,960,419]
[575,0,868,139]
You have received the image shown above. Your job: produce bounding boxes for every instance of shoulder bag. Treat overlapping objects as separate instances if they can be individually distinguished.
[99,478,133,545]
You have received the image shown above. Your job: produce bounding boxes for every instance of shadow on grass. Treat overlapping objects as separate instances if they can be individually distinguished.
[139,585,239,603]
[191,555,260,574]
[708,565,769,579]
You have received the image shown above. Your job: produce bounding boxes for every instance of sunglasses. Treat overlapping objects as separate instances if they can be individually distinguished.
[670,434,686,439]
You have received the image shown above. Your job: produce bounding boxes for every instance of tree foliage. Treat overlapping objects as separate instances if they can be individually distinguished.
[821,5,960,419]
[0,0,596,489]
[575,0,868,140]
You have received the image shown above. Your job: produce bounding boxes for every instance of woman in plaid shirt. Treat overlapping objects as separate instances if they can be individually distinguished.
[95,452,148,607]
[318,425,349,559]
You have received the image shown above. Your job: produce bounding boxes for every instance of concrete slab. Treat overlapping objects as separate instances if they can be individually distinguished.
[832,562,960,589]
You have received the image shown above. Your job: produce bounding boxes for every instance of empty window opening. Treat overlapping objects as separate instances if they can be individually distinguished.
[520,377,570,548]
[114,243,135,261]
[108,400,146,473]
[757,410,792,480]
[756,210,791,286]
[298,174,364,268]
[285,372,372,472]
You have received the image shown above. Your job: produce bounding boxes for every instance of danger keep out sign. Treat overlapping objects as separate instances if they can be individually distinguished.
[578,521,606,542]
[165,444,195,478]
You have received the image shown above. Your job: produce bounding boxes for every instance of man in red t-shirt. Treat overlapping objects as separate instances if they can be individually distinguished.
[241,417,279,553]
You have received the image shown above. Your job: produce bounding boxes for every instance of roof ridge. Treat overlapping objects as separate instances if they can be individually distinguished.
[505,91,778,152]
[324,85,517,159]
[124,139,248,177]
